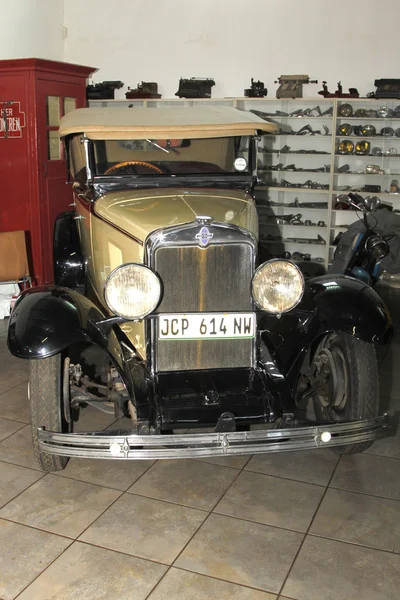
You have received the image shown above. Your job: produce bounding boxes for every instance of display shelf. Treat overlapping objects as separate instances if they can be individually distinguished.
[336,136,400,141]
[256,186,329,193]
[262,223,328,229]
[336,117,400,121]
[332,190,400,196]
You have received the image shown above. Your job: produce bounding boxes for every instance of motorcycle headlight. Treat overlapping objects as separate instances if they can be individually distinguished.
[365,236,389,260]
[338,103,353,117]
[338,140,354,155]
[105,263,162,320]
[360,124,376,137]
[252,259,305,314]
[355,141,370,155]
[337,123,353,136]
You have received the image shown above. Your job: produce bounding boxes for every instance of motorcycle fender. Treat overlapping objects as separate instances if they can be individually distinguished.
[7,287,124,369]
[259,274,392,378]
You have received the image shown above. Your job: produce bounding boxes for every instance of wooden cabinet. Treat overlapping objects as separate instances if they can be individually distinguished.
[0,59,95,285]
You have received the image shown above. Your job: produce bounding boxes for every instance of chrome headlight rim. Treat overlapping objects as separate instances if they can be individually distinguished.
[365,235,389,261]
[104,262,162,320]
[252,258,305,314]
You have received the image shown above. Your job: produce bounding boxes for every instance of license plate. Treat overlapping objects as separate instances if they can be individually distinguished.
[158,313,255,340]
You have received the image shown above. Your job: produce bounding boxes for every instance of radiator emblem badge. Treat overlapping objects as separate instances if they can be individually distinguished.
[195,226,213,247]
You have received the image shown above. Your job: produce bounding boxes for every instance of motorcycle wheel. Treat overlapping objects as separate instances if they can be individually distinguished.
[311,332,378,454]
[29,353,72,472]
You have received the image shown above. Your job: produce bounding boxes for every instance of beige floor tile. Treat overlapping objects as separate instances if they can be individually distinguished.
[310,488,400,552]
[245,449,339,486]
[104,416,134,431]
[16,541,167,600]
[214,470,324,532]
[0,462,43,508]
[0,367,28,388]
[0,418,25,442]
[74,405,118,432]
[0,425,42,471]
[0,474,120,537]
[0,386,30,423]
[366,397,400,459]
[380,369,400,398]
[195,455,251,469]
[80,493,206,564]
[128,459,238,510]
[0,518,70,600]
[331,453,400,501]
[56,457,154,490]
[282,535,400,600]
[176,513,303,594]
[0,383,11,393]
[148,568,277,599]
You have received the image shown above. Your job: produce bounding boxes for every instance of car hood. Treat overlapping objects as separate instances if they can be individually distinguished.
[94,188,259,242]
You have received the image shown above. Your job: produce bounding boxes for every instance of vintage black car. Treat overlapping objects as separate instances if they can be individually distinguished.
[7,106,393,471]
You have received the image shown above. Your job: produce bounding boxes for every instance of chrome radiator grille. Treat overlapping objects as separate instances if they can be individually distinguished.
[147,221,256,373]
[154,244,252,313]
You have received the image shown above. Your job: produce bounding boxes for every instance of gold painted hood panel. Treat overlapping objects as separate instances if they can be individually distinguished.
[94,188,259,241]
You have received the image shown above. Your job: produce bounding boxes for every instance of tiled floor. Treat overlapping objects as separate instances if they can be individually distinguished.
[0,314,399,600]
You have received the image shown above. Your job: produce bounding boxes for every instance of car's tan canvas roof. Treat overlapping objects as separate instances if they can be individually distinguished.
[59,106,277,139]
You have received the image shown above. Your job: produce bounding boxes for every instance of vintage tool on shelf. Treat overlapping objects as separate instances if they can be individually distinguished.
[244,78,267,97]
[268,213,303,225]
[125,82,161,99]
[175,77,215,98]
[86,81,124,100]
[274,75,318,99]
[318,81,359,98]
[372,79,400,99]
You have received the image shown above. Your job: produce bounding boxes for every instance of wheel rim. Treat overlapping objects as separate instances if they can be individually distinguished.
[313,336,349,421]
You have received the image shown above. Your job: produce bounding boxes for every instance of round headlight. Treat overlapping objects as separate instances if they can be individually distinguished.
[105,263,161,320]
[338,140,354,155]
[365,236,389,261]
[252,260,305,314]
[355,140,370,155]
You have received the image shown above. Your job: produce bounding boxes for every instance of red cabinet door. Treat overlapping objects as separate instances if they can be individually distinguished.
[36,81,86,284]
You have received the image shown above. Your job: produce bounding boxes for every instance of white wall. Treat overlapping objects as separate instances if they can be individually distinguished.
[63,0,400,99]
[0,0,64,61]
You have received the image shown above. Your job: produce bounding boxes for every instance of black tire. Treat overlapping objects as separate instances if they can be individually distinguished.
[312,332,379,455]
[29,353,70,472]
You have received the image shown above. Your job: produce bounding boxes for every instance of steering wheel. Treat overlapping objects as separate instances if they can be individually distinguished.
[104,161,164,175]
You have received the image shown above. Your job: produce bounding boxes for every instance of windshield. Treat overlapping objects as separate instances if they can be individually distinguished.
[93,136,250,177]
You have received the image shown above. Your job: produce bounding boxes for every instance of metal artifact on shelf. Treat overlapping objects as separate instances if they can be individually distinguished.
[318,81,359,98]
[244,78,267,97]
[86,80,124,100]
[274,75,318,99]
[372,79,400,99]
[175,77,215,98]
[125,82,161,99]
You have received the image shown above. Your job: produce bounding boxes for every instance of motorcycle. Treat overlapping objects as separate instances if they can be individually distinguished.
[330,193,400,286]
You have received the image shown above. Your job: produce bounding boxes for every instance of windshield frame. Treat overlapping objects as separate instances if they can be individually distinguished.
[86,134,256,185]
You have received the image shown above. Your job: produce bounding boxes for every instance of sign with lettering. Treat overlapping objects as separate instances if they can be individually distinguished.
[0,101,26,138]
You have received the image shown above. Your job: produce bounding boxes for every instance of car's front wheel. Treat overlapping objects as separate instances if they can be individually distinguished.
[311,332,379,455]
[29,353,71,472]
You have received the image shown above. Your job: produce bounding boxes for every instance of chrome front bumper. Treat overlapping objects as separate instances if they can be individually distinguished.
[37,415,392,460]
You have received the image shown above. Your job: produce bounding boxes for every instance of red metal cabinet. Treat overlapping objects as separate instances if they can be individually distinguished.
[0,59,95,285]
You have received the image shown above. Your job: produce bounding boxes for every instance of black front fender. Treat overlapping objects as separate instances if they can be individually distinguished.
[7,287,123,365]
[259,274,392,381]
